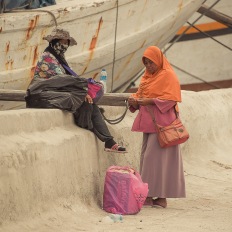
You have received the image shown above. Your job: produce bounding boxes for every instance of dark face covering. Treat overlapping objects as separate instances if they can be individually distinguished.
[45,39,70,67]
[52,40,69,55]
[44,39,78,77]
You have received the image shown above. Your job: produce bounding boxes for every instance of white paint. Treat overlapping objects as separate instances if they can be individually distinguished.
[165,0,232,85]
[0,0,204,107]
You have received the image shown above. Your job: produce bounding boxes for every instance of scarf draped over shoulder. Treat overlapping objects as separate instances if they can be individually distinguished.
[132,46,181,102]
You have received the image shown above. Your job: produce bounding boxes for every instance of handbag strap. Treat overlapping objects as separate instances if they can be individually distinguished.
[147,104,179,128]
[147,106,159,129]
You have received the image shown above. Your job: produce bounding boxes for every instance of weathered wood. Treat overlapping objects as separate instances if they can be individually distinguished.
[0,89,131,106]
[0,89,26,101]
[197,4,232,28]
[97,93,130,106]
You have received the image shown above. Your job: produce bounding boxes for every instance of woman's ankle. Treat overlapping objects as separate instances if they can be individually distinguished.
[154,198,167,208]
[105,139,116,148]
[143,197,153,206]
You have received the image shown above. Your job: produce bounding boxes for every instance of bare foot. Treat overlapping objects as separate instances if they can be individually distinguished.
[152,198,167,208]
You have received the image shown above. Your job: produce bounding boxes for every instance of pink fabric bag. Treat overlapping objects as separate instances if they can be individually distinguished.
[103,166,148,215]
[87,78,104,103]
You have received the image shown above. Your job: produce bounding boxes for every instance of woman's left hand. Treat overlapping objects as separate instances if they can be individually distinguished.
[137,98,154,106]
[85,94,93,104]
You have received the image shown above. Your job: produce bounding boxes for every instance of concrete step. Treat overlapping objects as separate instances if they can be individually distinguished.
[0,108,74,136]
[0,107,138,224]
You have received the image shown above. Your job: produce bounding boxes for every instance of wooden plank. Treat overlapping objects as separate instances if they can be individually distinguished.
[97,93,130,106]
[197,4,232,28]
[0,89,131,106]
[0,89,25,101]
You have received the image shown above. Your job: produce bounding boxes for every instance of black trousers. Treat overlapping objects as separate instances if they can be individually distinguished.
[73,102,113,142]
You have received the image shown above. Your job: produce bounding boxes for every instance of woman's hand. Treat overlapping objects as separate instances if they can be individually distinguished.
[128,96,139,109]
[85,94,93,104]
[137,98,154,106]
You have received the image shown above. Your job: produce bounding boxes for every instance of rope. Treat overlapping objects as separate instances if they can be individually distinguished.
[110,0,119,93]
[100,100,129,125]
[170,63,220,89]
[119,0,226,92]
[123,68,145,93]
[186,21,232,51]
[161,0,230,89]
[1,0,58,27]
[163,0,221,54]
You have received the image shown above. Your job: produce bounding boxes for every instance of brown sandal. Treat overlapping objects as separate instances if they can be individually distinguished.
[143,197,153,207]
[152,198,167,208]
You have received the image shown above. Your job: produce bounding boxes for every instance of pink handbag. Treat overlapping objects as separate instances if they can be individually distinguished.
[103,166,148,215]
[87,78,104,103]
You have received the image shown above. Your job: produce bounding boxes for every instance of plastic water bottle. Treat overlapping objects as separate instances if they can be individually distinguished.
[109,214,123,222]
[101,214,123,223]
[100,68,107,93]
[110,214,123,222]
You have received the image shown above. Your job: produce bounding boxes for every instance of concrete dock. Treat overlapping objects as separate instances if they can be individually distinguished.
[0,89,232,232]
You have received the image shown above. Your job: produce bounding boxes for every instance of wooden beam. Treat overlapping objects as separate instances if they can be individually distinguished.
[0,89,131,106]
[0,89,25,101]
[98,93,130,106]
[197,4,232,28]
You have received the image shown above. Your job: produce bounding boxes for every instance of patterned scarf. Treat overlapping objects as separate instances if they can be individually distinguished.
[44,39,78,77]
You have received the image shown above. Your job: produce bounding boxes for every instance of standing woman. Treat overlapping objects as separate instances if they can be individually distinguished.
[128,46,186,208]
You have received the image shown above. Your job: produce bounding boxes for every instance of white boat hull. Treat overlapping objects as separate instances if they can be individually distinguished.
[165,0,232,91]
[0,0,204,109]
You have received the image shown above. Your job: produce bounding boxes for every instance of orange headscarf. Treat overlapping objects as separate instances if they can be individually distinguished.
[132,46,181,102]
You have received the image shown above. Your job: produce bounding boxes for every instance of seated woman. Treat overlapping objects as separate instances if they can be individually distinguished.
[29,27,126,153]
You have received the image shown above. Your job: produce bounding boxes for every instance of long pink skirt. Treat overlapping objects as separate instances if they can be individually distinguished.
[140,133,186,198]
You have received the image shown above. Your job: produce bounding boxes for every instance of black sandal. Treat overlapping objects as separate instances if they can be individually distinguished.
[104,144,127,153]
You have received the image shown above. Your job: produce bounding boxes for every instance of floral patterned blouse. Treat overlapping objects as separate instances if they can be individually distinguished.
[33,52,66,79]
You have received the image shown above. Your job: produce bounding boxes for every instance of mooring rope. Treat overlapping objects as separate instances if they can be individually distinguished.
[1,0,58,27]
[186,21,232,51]
[4,9,57,27]
[100,100,129,125]
[100,0,129,125]
[110,0,119,93]
[163,0,221,54]
[170,63,220,89]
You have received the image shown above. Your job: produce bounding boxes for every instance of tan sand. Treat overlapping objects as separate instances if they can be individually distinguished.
[0,89,232,232]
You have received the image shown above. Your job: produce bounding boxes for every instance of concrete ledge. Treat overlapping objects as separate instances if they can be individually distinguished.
[0,106,141,223]
[0,109,73,135]
[0,88,232,224]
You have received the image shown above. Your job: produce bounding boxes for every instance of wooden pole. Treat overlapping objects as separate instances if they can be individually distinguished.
[197,4,232,28]
[98,93,130,106]
[0,89,131,106]
[0,89,25,101]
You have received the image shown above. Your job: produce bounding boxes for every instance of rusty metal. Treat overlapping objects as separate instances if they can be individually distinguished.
[5,41,10,53]
[0,0,206,111]
[26,15,39,40]
[82,16,103,74]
